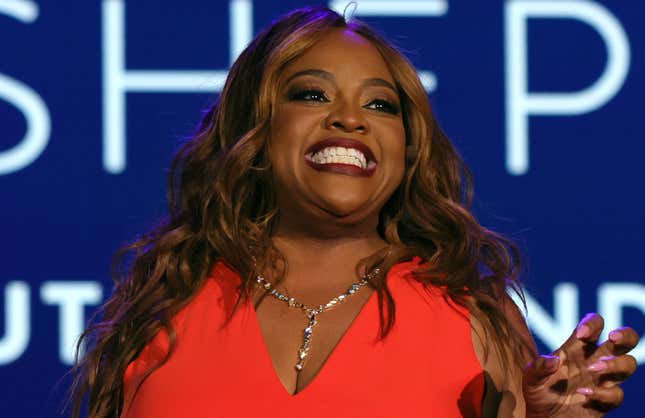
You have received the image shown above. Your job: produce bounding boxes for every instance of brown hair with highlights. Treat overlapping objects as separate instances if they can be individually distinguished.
[69,7,534,418]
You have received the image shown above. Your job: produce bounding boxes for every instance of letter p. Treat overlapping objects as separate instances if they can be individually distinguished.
[505,1,630,175]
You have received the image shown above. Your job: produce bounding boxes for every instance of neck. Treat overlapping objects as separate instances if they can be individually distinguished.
[266,228,388,291]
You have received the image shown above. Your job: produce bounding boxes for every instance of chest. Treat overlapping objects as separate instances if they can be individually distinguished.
[122,276,486,418]
[253,284,374,395]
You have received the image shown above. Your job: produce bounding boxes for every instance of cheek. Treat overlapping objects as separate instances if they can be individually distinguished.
[268,106,320,182]
[269,111,293,152]
[270,105,320,151]
[383,124,407,175]
[268,108,299,169]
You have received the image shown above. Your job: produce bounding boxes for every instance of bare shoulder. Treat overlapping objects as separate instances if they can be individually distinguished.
[469,292,537,417]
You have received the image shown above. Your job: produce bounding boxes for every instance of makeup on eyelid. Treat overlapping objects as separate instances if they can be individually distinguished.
[286,86,401,115]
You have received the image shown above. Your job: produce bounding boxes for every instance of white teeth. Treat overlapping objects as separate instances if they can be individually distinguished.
[310,146,367,169]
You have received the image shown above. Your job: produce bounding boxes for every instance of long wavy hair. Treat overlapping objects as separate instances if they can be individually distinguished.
[69,6,534,418]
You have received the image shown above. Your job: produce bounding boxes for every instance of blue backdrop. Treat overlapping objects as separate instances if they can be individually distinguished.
[1,1,643,417]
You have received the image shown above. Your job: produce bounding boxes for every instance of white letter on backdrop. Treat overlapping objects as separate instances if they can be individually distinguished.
[0,1,52,175]
[0,281,30,365]
[40,282,103,365]
[102,0,253,173]
[598,283,645,364]
[328,0,447,92]
[511,283,579,351]
[505,0,630,175]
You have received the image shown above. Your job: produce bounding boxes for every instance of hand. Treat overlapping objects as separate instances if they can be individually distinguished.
[523,313,639,417]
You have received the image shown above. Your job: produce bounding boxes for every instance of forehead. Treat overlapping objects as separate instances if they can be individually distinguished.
[281,29,395,83]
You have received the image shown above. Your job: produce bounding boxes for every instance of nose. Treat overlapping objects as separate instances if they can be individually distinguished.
[324,99,368,134]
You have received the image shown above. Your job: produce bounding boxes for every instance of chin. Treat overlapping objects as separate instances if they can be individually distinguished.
[316,195,374,219]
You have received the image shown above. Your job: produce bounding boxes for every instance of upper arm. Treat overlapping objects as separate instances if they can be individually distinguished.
[470,292,537,417]
[500,292,538,360]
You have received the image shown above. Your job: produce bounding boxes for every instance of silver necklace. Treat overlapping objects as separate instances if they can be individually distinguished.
[255,267,380,371]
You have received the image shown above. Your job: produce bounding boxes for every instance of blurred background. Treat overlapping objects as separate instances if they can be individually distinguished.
[1,0,643,416]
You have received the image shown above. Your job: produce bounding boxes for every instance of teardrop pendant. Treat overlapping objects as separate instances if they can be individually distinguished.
[295,311,318,371]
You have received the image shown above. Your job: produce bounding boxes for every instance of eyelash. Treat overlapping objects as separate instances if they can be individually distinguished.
[289,88,329,103]
[288,88,400,115]
[365,99,400,115]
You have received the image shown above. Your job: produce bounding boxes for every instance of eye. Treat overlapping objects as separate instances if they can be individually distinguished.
[288,88,330,103]
[364,99,400,115]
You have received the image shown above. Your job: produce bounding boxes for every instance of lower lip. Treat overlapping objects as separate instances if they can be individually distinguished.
[305,159,376,177]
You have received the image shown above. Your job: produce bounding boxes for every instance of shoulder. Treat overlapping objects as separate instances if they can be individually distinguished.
[121,262,242,415]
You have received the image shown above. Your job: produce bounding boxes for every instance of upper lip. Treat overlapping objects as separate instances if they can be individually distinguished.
[304,137,377,163]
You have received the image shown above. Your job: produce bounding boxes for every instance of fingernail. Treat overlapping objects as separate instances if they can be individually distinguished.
[588,361,607,372]
[576,387,594,396]
[576,324,590,339]
[609,330,623,342]
[544,355,560,369]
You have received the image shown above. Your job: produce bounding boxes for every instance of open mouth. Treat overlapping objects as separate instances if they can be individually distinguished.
[304,138,377,177]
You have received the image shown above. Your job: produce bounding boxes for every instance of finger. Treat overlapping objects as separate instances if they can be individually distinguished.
[594,327,640,358]
[589,355,639,385]
[577,386,624,412]
[607,327,640,356]
[574,313,604,345]
[523,354,560,388]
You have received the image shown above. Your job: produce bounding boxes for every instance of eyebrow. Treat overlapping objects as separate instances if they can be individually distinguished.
[285,69,398,94]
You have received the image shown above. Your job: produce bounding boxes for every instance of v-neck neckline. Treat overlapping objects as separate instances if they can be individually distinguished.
[246,284,379,398]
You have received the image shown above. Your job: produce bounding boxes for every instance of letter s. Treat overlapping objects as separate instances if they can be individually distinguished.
[0,1,51,175]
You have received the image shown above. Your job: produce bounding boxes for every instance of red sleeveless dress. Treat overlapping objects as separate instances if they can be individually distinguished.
[121,258,485,418]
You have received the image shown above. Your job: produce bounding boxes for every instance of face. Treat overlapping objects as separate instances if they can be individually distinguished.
[269,29,406,234]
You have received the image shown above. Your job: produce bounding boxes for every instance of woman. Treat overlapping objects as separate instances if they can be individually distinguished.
[69,6,638,418]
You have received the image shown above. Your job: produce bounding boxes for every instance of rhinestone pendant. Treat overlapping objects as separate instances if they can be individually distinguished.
[295,312,318,371]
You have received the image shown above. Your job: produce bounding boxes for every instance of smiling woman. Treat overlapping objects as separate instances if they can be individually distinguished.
[68,6,639,418]
[270,29,406,223]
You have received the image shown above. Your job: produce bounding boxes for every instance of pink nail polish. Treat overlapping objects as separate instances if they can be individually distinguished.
[609,330,623,342]
[576,325,590,339]
[588,362,607,372]
[544,355,559,369]
[576,387,594,396]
